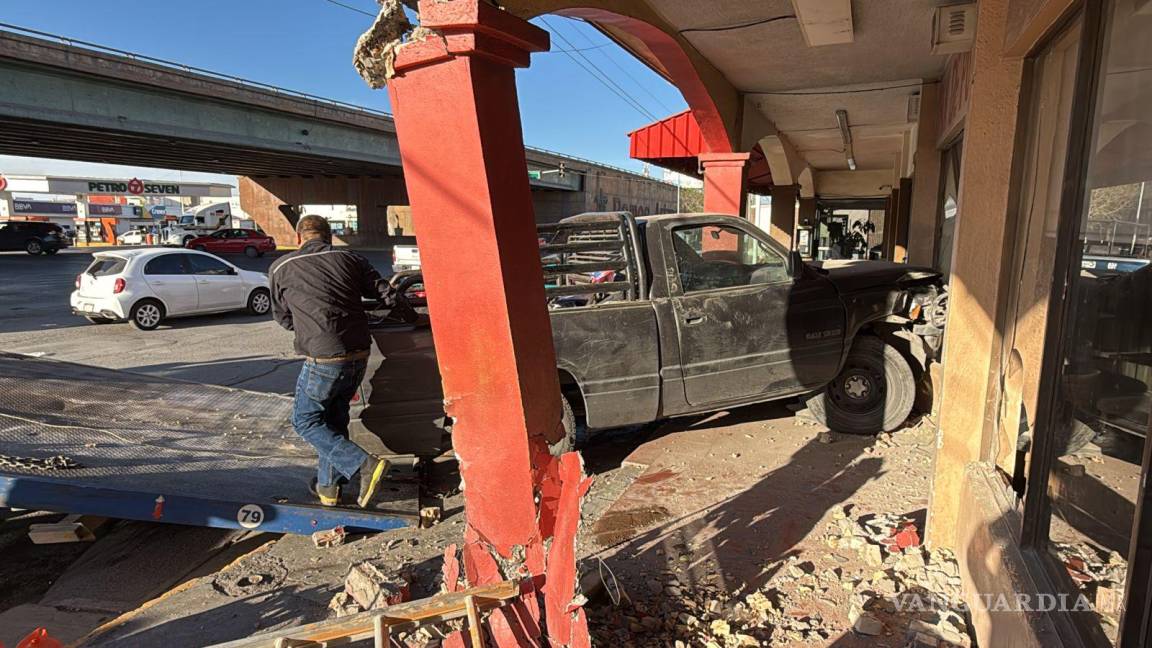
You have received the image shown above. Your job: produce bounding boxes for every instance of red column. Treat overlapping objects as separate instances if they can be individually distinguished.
[387,2,589,646]
[699,151,750,216]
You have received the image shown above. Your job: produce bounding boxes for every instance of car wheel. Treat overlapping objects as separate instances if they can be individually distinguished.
[43,248,58,255]
[244,246,259,258]
[129,299,165,331]
[247,288,272,315]
[547,395,578,457]
[805,335,915,435]
[25,239,42,255]
[84,316,112,325]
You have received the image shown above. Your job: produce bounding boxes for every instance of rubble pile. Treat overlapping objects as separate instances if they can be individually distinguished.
[1053,541,1127,629]
[588,571,830,647]
[589,505,977,646]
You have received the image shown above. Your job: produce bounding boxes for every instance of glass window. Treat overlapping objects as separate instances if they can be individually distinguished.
[209,230,227,239]
[1035,4,1152,645]
[85,257,126,277]
[143,254,188,275]
[187,254,232,275]
[672,224,789,292]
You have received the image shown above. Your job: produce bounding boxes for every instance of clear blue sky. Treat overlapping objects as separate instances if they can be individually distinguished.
[0,0,687,173]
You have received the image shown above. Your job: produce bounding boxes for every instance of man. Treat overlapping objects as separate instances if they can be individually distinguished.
[270,215,390,508]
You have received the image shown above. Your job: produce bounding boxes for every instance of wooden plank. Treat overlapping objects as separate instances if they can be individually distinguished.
[28,514,108,544]
[207,580,520,648]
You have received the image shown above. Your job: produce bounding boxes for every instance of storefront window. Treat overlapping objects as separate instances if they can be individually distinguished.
[935,140,963,278]
[1037,2,1152,644]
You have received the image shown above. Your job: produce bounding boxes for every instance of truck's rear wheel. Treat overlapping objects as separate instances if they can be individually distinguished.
[806,336,915,435]
[548,396,578,457]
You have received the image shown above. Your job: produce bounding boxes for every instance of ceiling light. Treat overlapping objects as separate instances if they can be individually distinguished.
[835,109,856,171]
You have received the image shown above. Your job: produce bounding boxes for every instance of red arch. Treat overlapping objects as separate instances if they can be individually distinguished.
[549,7,734,154]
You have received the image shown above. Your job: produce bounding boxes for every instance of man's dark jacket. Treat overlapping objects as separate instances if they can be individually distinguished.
[269,239,388,358]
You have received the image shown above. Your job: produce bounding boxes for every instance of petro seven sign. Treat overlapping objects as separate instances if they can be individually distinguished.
[42,177,232,198]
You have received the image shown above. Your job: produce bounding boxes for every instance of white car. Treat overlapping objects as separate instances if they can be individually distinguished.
[116,229,149,245]
[70,249,271,330]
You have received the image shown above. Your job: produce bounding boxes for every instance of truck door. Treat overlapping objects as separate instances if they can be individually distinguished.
[667,222,842,407]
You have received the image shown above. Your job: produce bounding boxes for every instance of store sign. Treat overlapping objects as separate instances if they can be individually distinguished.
[13,201,78,215]
[45,177,232,198]
[149,205,167,218]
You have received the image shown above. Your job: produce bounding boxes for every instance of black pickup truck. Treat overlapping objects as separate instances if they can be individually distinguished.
[350,212,947,457]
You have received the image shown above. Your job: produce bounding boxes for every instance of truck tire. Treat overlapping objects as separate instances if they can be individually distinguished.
[806,336,915,435]
[548,395,578,457]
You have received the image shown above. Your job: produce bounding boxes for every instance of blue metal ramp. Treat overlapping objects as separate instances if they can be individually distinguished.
[0,353,417,534]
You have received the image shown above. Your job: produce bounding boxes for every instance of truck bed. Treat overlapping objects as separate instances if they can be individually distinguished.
[0,353,418,534]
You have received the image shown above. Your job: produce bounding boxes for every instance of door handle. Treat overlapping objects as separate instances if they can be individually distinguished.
[683,310,706,325]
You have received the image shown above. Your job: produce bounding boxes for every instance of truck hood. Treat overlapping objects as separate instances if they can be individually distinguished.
[808,259,941,293]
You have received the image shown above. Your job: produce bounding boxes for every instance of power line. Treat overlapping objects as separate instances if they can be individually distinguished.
[561,17,675,114]
[538,16,659,122]
[322,0,376,18]
[680,14,795,34]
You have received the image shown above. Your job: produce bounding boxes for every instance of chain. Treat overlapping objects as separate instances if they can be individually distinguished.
[0,454,82,471]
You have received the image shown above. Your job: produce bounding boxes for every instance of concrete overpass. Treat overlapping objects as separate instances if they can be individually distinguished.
[0,26,676,244]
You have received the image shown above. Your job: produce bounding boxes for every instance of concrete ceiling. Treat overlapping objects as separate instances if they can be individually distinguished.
[594,0,957,195]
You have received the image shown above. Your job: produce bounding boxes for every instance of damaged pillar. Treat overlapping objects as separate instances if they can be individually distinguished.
[384,1,589,646]
[700,151,750,217]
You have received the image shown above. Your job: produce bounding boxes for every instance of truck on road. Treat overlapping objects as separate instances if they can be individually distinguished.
[161,202,233,246]
[353,212,947,457]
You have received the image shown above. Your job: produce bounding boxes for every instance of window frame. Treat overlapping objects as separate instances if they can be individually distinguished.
[1011,1,1152,645]
[668,221,793,296]
[186,253,234,276]
[143,253,191,276]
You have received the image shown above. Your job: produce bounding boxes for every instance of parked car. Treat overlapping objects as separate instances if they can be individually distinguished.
[350,212,949,457]
[116,228,149,246]
[185,228,276,258]
[0,221,70,255]
[70,248,271,330]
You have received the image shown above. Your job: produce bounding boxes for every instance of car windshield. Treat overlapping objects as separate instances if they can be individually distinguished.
[86,257,126,277]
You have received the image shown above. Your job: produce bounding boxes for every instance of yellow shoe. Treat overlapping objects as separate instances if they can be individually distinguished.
[357,456,391,509]
[310,478,340,507]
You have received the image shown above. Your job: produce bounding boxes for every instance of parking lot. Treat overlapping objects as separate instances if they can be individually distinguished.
[0,246,393,394]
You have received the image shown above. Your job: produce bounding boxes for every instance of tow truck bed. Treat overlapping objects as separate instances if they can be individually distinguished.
[0,354,418,535]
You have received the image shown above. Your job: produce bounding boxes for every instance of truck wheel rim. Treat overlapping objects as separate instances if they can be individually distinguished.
[253,293,270,313]
[830,367,884,411]
[137,304,160,327]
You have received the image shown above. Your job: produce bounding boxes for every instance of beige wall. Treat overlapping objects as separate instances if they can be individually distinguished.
[928,0,1084,549]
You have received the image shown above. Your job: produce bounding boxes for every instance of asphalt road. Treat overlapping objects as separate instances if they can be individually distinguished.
[0,246,394,394]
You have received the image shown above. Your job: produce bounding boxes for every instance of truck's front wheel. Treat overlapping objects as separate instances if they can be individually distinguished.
[806,336,915,435]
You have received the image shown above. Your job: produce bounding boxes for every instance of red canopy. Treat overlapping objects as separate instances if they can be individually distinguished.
[628,110,772,192]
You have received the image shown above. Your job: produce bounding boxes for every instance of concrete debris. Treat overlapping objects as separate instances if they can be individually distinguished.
[419,506,442,528]
[352,0,413,88]
[1053,541,1128,623]
[852,611,883,635]
[342,559,411,611]
[311,526,346,548]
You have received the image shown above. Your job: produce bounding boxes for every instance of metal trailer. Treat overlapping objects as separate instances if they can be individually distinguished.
[0,353,418,535]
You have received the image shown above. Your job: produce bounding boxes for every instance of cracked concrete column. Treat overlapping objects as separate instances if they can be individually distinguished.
[383,1,589,645]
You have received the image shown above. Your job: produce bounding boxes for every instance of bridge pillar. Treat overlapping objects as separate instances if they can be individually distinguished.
[700,151,750,217]
[387,1,587,646]
[239,175,406,247]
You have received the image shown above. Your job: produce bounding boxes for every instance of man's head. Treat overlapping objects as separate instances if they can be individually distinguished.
[296,215,332,244]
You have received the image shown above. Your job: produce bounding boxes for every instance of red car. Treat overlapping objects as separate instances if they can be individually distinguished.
[185,229,276,258]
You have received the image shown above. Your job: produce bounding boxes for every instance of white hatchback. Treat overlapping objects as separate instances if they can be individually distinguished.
[71,249,272,330]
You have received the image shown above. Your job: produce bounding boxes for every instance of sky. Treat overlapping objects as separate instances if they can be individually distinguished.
[0,0,687,184]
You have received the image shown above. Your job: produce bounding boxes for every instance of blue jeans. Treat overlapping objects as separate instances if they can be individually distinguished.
[292,359,370,487]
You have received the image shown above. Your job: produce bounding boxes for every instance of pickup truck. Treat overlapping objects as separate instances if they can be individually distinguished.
[350,212,947,458]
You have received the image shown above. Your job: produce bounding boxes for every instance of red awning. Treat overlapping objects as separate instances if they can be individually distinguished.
[629,110,772,192]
